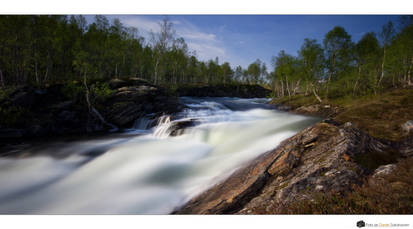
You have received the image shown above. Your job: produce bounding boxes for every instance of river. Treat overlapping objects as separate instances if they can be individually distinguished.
[0,97,319,214]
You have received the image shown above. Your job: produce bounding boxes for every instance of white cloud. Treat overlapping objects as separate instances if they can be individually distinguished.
[120,16,161,34]
[187,42,225,60]
[118,16,229,63]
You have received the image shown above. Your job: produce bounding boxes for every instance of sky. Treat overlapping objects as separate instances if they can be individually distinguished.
[93,15,401,69]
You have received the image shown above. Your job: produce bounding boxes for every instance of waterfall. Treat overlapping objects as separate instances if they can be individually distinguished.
[153,115,173,138]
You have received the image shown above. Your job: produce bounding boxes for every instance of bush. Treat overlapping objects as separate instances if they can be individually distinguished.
[90,82,114,104]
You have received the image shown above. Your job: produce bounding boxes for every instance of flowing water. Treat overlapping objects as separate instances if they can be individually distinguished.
[0,97,320,214]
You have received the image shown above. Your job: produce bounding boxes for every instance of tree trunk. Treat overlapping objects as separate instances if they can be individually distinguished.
[43,66,49,85]
[83,68,117,131]
[83,69,92,112]
[305,82,309,96]
[293,79,301,95]
[154,58,159,85]
[281,80,284,97]
[408,56,413,86]
[326,54,336,100]
[0,69,4,88]
[312,83,322,103]
[379,46,386,86]
[353,65,361,96]
[286,77,291,99]
[35,59,39,84]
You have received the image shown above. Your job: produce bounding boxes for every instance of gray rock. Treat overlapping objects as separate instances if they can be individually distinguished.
[401,120,413,135]
[372,164,397,179]
[174,121,395,214]
[109,79,128,89]
[344,122,352,128]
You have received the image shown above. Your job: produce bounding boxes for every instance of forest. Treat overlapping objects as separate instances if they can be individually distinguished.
[0,15,412,100]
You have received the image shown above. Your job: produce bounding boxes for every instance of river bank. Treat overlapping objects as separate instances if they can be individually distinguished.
[174,89,413,214]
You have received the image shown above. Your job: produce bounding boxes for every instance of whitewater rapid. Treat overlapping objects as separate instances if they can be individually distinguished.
[0,97,319,214]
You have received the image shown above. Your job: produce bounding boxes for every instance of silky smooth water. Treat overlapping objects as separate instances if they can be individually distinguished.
[0,97,319,214]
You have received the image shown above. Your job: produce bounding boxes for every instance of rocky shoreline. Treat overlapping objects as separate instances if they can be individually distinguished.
[0,80,274,143]
[173,94,413,214]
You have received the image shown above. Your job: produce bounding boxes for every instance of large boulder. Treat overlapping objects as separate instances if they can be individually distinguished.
[103,79,185,128]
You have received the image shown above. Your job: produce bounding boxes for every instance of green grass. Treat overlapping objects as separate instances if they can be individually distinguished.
[271,89,413,142]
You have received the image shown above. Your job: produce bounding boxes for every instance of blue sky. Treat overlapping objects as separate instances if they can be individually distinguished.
[95,15,400,69]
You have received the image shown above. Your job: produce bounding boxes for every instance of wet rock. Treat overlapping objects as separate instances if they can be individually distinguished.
[169,119,199,136]
[174,121,396,214]
[277,105,292,111]
[105,102,142,127]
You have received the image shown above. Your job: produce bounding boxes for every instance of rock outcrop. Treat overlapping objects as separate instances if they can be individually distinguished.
[278,103,341,118]
[0,78,185,141]
[103,78,185,128]
[174,120,399,214]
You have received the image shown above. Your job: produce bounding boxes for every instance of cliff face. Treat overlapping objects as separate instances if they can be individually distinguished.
[174,120,405,214]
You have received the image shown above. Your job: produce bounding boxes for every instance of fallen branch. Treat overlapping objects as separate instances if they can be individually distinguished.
[83,69,118,132]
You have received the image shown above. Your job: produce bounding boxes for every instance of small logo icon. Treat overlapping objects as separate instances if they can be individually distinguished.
[357,220,366,228]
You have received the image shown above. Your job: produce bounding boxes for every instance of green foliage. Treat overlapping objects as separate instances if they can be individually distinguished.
[62,80,84,102]
[269,18,413,102]
[89,82,114,104]
[0,15,253,88]
[0,87,15,102]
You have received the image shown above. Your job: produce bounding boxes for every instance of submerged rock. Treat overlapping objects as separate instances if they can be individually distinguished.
[173,121,397,214]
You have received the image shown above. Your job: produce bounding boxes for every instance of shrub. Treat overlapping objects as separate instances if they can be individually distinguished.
[89,82,114,104]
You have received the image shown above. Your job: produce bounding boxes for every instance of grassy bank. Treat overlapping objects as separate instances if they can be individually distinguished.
[271,88,413,142]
